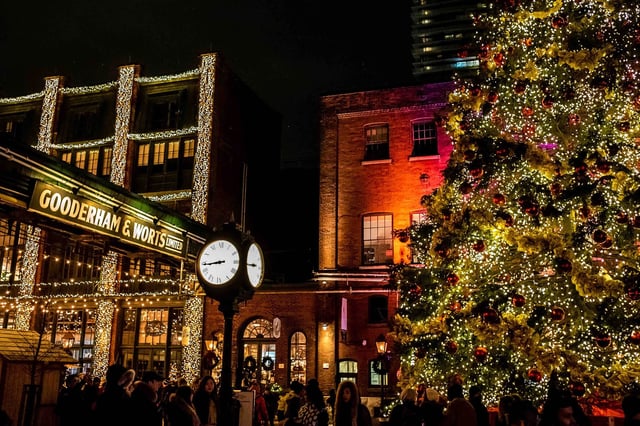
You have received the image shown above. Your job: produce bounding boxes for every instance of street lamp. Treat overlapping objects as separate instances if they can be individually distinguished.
[61,332,75,351]
[375,334,388,414]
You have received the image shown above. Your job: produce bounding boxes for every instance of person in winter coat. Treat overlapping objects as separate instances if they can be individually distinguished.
[298,379,328,426]
[93,364,136,426]
[193,376,218,426]
[333,381,372,426]
[389,388,422,426]
[166,385,201,426]
[443,383,476,426]
[283,381,305,426]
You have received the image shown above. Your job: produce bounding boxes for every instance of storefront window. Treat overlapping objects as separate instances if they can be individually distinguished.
[42,309,96,374]
[290,331,306,384]
[241,318,276,386]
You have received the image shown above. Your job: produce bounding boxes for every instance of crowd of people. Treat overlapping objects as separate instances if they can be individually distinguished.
[52,366,640,426]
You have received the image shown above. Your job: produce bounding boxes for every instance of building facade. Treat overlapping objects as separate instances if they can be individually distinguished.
[0,52,280,397]
[411,0,487,79]
[314,82,454,404]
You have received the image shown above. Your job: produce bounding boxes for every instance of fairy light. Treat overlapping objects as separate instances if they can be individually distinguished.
[14,226,42,330]
[0,91,44,104]
[136,68,199,84]
[191,53,217,223]
[182,287,203,382]
[93,250,118,376]
[51,136,115,150]
[61,82,117,95]
[146,191,193,203]
[36,76,63,153]
[111,65,137,186]
[128,126,198,141]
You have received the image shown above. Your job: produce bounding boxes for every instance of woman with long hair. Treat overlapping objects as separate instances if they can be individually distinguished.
[333,381,372,426]
[193,376,218,426]
[166,385,201,426]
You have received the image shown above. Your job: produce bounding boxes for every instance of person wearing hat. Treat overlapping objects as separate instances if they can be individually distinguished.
[131,371,165,426]
[94,364,136,426]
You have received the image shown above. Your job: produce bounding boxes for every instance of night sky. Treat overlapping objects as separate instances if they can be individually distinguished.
[0,0,415,166]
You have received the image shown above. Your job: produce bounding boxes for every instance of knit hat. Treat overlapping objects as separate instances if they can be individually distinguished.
[105,364,136,388]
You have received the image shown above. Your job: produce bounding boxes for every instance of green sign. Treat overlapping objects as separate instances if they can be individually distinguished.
[28,181,186,257]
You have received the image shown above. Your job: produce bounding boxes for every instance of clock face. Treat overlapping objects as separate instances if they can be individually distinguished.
[197,239,240,285]
[246,242,264,287]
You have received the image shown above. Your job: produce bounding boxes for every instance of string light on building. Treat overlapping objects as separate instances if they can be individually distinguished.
[112,65,137,187]
[61,82,117,95]
[37,76,62,153]
[182,289,203,382]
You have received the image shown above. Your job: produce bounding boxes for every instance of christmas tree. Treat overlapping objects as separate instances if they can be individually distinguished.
[393,0,640,405]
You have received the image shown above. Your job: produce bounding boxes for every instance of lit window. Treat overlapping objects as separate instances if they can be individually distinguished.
[411,211,428,225]
[61,152,72,163]
[362,213,393,265]
[290,331,307,383]
[338,359,358,383]
[364,124,389,161]
[168,141,180,160]
[153,143,165,165]
[87,150,99,174]
[183,139,195,157]
[102,148,112,176]
[75,151,87,169]
[138,144,150,166]
[411,121,438,157]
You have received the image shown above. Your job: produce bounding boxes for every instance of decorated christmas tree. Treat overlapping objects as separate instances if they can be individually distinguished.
[393,0,640,405]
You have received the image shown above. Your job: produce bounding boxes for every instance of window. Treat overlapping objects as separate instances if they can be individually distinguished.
[138,144,150,166]
[120,307,184,377]
[67,110,99,141]
[168,141,180,159]
[153,142,165,165]
[290,331,307,384]
[369,359,388,386]
[242,318,277,386]
[338,359,358,383]
[362,213,393,265]
[61,152,72,164]
[75,151,86,169]
[364,124,389,161]
[102,148,112,176]
[42,309,96,374]
[87,150,99,175]
[411,211,428,225]
[411,121,438,157]
[368,295,388,324]
[184,139,195,157]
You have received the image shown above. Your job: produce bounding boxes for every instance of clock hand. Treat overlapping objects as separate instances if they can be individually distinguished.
[247,263,258,267]
[203,260,225,265]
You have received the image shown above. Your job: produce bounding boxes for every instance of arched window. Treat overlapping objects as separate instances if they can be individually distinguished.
[289,331,307,383]
[241,318,276,386]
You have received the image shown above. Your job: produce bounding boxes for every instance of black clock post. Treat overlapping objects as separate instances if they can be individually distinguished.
[195,222,265,426]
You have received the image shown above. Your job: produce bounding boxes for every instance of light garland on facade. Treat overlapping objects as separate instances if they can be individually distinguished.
[146,191,193,203]
[128,126,198,141]
[136,69,199,84]
[37,77,62,153]
[15,226,41,330]
[93,250,118,375]
[182,289,203,382]
[111,66,136,186]
[51,136,115,150]
[191,53,217,224]
[0,91,44,104]
[60,82,117,95]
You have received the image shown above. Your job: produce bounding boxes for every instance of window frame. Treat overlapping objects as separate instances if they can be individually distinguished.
[362,213,393,265]
[410,120,438,158]
[363,124,390,161]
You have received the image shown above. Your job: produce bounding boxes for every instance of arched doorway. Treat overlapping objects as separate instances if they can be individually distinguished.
[240,317,276,387]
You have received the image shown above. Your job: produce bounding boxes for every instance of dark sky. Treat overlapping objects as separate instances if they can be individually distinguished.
[0,0,415,167]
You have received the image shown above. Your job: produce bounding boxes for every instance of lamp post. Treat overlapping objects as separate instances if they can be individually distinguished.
[375,334,388,415]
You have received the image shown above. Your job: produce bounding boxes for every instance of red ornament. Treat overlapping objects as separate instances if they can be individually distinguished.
[469,164,484,179]
[512,294,526,308]
[527,368,542,382]
[445,340,458,354]
[616,211,629,224]
[592,229,608,244]
[474,346,488,362]
[625,281,640,301]
[472,240,486,252]
[482,308,500,324]
[514,81,527,94]
[556,258,573,274]
[596,160,610,173]
[594,334,612,348]
[460,182,473,195]
[524,203,540,217]
[630,331,640,345]
[487,92,499,103]
[492,193,506,206]
[471,87,482,97]
[447,273,460,286]
[450,301,462,312]
[574,163,588,174]
[542,96,555,108]
[522,106,534,117]
[550,307,566,322]
[568,113,581,126]
[570,382,586,397]
[551,15,567,29]
[493,52,505,67]
[600,238,613,248]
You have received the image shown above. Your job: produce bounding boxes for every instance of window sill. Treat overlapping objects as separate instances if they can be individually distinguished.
[408,154,440,161]
[361,159,392,166]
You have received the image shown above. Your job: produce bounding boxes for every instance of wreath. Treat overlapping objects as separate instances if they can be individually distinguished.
[262,356,275,371]
[372,355,390,375]
[243,356,257,373]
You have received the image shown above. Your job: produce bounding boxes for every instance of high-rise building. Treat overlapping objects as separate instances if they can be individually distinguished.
[411,0,487,80]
